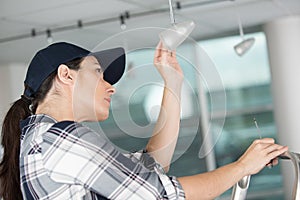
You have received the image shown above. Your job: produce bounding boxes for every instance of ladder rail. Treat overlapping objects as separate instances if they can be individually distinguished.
[230,151,300,200]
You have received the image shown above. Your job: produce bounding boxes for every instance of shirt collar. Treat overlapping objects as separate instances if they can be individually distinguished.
[20,114,57,130]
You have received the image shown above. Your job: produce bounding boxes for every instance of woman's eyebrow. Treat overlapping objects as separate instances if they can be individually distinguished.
[93,63,102,68]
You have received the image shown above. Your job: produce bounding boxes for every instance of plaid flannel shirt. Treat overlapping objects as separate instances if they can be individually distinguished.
[19,114,185,200]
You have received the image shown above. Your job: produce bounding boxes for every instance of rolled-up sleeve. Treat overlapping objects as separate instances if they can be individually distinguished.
[125,150,185,199]
[41,121,185,200]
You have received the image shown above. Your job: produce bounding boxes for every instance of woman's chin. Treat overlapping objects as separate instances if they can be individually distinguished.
[96,112,109,121]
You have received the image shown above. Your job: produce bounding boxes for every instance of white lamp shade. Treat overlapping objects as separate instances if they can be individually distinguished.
[159,20,195,50]
[234,37,255,56]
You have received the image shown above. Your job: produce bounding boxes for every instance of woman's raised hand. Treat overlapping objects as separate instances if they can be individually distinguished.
[153,41,183,85]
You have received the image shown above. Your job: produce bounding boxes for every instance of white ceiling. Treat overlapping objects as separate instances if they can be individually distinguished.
[0,0,299,64]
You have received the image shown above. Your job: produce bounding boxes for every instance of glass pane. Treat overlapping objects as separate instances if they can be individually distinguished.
[86,32,283,199]
[97,47,207,174]
[201,33,283,199]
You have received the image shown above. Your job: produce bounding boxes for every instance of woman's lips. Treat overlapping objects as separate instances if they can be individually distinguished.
[104,97,111,103]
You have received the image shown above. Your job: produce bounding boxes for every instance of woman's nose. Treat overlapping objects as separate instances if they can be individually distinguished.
[107,85,116,95]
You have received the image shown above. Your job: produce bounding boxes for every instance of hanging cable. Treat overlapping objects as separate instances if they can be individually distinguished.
[237,12,244,40]
[168,0,176,25]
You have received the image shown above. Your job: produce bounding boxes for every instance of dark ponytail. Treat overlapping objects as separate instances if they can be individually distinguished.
[0,57,83,200]
[0,99,31,200]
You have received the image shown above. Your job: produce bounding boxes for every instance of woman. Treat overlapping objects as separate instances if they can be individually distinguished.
[0,41,287,200]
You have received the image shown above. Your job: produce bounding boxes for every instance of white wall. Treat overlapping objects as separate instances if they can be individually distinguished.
[264,15,300,199]
[0,63,27,158]
[0,63,27,119]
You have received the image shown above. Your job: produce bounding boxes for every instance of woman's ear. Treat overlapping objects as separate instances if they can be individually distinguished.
[57,64,76,85]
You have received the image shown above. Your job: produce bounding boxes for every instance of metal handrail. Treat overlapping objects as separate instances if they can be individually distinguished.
[231,151,300,200]
[231,175,251,200]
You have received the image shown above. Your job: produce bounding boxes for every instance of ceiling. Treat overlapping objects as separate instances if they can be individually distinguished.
[0,0,299,64]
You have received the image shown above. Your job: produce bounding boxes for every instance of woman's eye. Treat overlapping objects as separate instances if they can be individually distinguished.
[96,68,103,73]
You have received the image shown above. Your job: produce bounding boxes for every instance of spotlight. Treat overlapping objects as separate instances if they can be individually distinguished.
[124,11,130,19]
[46,29,53,44]
[31,29,36,37]
[120,14,126,30]
[234,38,255,56]
[233,7,255,56]
[77,20,83,28]
[159,0,195,50]
[176,1,181,9]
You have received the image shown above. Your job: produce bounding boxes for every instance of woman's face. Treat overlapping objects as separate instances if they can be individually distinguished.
[72,56,115,122]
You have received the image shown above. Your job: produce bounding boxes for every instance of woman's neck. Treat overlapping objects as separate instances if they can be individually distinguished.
[35,96,75,122]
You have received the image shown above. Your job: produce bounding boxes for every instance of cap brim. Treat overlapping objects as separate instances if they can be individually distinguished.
[91,47,126,85]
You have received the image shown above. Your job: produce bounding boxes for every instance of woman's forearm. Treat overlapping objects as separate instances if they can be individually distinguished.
[146,82,182,172]
[178,138,288,200]
[148,41,184,172]
[178,161,246,200]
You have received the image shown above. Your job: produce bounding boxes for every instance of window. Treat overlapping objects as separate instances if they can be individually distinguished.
[86,32,283,199]
[201,32,283,199]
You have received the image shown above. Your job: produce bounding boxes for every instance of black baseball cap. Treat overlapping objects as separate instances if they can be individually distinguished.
[24,42,126,97]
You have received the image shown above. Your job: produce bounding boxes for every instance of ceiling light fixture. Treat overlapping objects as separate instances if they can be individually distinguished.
[77,20,83,28]
[120,11,130,30]
[31,29,36,37]
[159,0,195,50]
[124,11,130,20]
[233,3,255,56]
[46,29,53,44]
[120,14,126,30]
[176,1,181,10]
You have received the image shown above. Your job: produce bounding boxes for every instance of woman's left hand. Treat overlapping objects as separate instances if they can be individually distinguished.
[237,138,288,175]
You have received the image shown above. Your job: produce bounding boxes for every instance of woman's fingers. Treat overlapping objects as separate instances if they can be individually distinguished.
[266,145,288,160]
[239,138,288,175]
[153,41,183,84]
[154,41,163,59]
[254,139,288,159]
[266,158,278,168]
[154,45,178,68]
[154,41,176,59]
[263,144,287,168]
[170,50,176,58]
[254,141,288,160]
